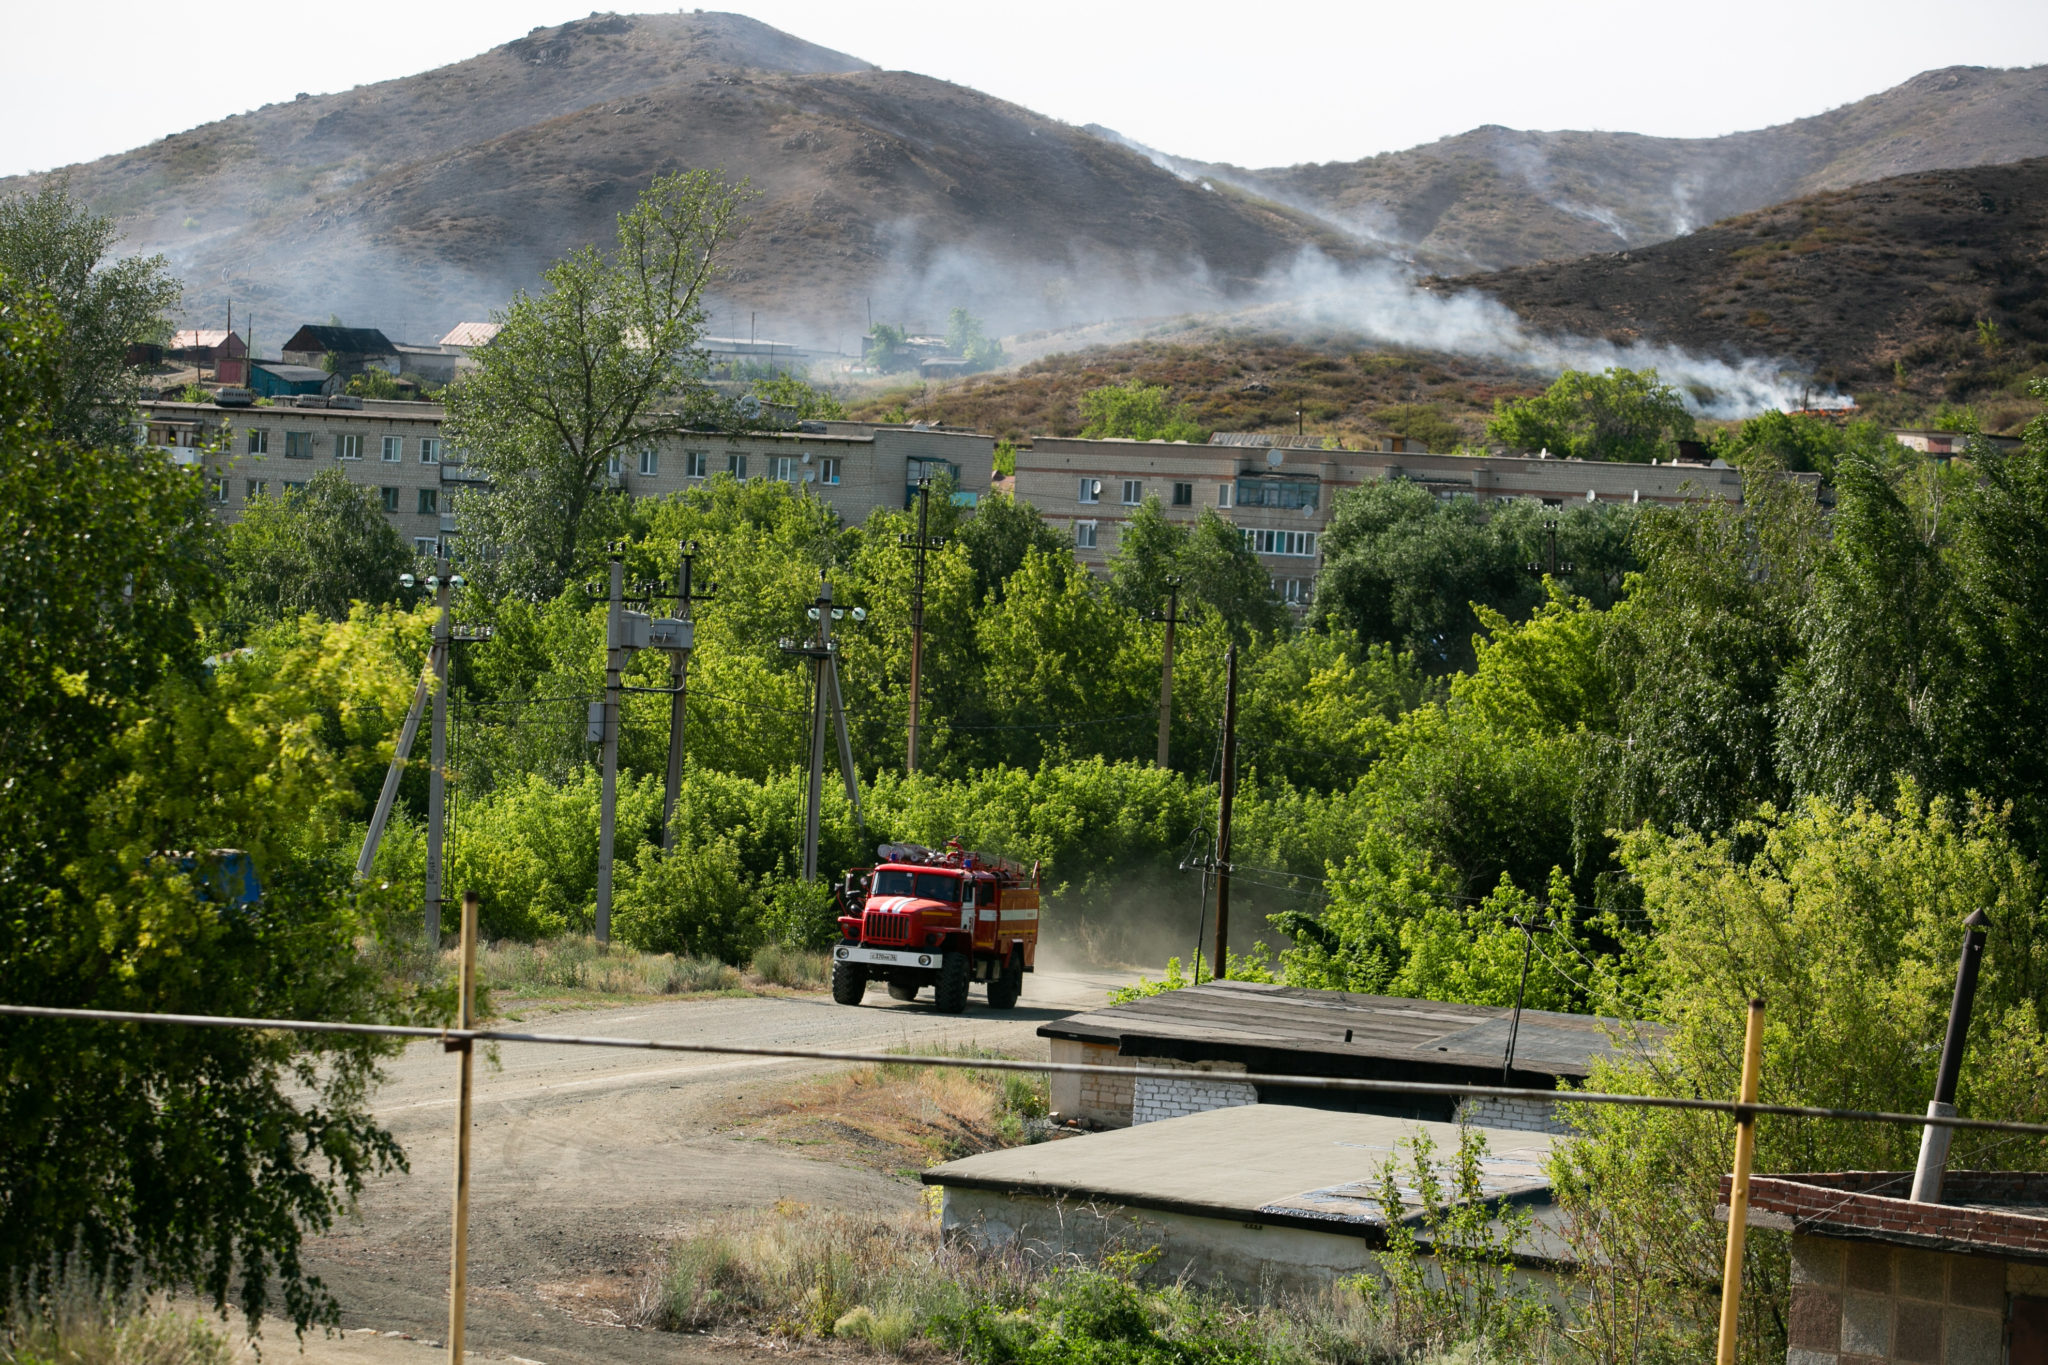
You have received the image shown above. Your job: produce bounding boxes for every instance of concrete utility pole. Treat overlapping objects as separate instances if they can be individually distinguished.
[1501,916,1554,1082]
[662,541,714,852]
[424,564,453,947]
[595,556,625,944]
[1525,518,1574,581]
[1151,578,1183,770]
[900,476,946,774]
[780,579,865,881]
[1911,909,1992,1202]
[1212,643,1239,978]
[358,672,429,882]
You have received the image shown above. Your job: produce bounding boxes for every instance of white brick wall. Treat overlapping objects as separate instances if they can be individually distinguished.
[1132,1059,1257,1125]
[1453,1094,1574,1135]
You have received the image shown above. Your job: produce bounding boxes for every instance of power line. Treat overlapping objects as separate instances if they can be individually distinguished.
[4,1002,2046,1136]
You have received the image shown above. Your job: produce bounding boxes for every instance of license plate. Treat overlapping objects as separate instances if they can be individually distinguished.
[839,946,934,968]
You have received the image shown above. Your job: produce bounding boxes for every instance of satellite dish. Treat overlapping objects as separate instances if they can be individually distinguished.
[800,451,812,464]
[1265,449,1283,467]
[803,470,816,483]
[736,394,762,419]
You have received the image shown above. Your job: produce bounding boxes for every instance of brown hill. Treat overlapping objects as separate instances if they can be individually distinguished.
[1436,157,2048,433]
[9,12,1349,345]
[1131,65,2048,273]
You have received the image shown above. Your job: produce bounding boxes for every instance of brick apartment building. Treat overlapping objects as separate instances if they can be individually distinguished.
[139,398,993,555]
[1016,434,1761,607]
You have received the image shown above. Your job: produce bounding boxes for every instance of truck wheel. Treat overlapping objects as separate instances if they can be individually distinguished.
[986,953,1022,1010]
[831,958,868,1006]
[887,981,920,1002]
[933,952,970,1014]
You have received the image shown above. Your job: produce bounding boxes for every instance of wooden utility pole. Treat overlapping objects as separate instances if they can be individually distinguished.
[900,477,946,774]
[595,556,624,943]
[423,563,452,947]
[1152,578,1183,770]
[1212,643,1239,977]
[446,891,479,1365]
[662,541,714,852]
[1714,998,1767,1365]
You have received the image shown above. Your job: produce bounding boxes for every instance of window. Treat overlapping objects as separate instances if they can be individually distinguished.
[380,487,400,513]
[283,480,307,492]
[382,436,402,463]
[639,448,659,477]
[417,488,438,515]
[686,450,709,478]
[606,453,622,478]
[1278,577,1312,605]
[246,429,269,455]
[336,432,362,460]
[1078,478,1101,504]
[1235,477,1318,510]
[727,453,748,478]
[1121,479,1142,505]
[284,430,314,460]
[1075,521,1098,549]
[870,870,961,902]
[768,455,796,482]
[414,537,440,556]
[1172,481,1193,507]
[820,456,842,485]
[208,477,228,505]
[245,479,267,501]
[1218,482,1233,508]
[419,438,441,465]
[1241,529,1318,557]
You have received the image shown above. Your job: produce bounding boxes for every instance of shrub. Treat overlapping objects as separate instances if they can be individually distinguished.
[612,835,758,963]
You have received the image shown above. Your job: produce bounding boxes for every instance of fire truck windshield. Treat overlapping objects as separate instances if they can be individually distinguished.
[871,870,961,902]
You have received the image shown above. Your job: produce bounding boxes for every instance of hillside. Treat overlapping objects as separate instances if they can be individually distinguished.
[7,12,1349,345]
[1124,64,2048,272]
[1441,157,2048,433]
[844,325,1547,445]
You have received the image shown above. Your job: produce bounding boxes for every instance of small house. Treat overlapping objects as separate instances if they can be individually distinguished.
[280,325,399,377]
[168,329,248,384]
[248,360,338,398]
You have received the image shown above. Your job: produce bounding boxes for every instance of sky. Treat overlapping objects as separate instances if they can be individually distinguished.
[6,0,2047,178]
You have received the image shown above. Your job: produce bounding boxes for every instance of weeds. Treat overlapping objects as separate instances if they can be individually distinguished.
[748,944,831,990]
[480,935,741,999]
[2,1280,232,1365]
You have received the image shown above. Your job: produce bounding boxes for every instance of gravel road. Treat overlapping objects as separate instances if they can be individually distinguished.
[274,966,1129,1365]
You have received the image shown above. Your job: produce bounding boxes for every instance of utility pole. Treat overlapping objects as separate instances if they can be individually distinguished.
[1525,518,1574,582]
[900,476,946,774]
[1911,909,1991,1202]
[595,555,624,944]
[1212,643,1239,978]
[423,563,453,947]
[1501,916,1554,1083]
[780,578,865,880]
[1151,578,1183,770]
[662,541,715,852]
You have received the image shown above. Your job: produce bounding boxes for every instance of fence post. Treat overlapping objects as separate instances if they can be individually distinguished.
[447,891,479,1365]
[1715,997,1766,1365]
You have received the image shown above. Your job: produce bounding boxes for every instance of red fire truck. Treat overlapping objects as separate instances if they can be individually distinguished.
[830,841,1042,1013]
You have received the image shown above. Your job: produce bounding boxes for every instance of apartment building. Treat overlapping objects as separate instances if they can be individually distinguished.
[1017,435,1757,606]
[139,399,993,555]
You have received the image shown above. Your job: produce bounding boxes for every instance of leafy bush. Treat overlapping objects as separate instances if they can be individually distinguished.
[611,835,758,962]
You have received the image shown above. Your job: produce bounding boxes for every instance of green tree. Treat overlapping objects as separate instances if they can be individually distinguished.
[1077,379,1206,443]
[220,469,415,636]
[952,489,1069,605]
[862,323,908,373]
[446,171,749,599]
[0,180,180,448]
[945,307,1006,372]
[0,283,415,1331]
[1106,496,1184,615]
[1485,367,1696,463]
[748,373,846,421]
[1178,507,1288,639]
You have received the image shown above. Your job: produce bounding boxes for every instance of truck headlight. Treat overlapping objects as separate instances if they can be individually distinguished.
[836,947,849,959]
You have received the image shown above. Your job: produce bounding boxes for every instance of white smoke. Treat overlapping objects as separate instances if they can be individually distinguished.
[1249,250,1849,418]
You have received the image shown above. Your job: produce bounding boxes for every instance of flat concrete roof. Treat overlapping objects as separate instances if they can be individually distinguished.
[924,1103,1554,1236]
[1040,979,1659,1084]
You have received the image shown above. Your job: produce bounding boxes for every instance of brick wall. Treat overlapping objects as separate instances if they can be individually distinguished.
[1784,1232,2038,1364]
[1048,1039,1133,1127]
[1131,1059,1257,1126]
[1452,1094,1574,1135]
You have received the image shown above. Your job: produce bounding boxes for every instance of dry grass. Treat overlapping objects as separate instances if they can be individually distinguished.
[748,945,833,991]
[1,1286,234,1365]
[716,1045,1055,1173]
[479,935,743,1003]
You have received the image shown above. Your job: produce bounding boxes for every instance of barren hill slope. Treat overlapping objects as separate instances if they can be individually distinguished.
[5,11,1347,344]
[1439,157,2048,432]
[1131,65,2048,272]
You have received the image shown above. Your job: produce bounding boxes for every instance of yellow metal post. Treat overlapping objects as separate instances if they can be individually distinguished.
[1715,998,1767,1365]
[448,891,479,1365]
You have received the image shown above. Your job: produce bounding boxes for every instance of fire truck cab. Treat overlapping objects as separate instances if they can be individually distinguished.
[830,841,1040,1014]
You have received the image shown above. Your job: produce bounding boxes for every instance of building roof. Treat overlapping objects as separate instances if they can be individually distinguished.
[1725,1171,2048,1263]
[1040,980,1659,1083]
[925,1103,1558,1242]
[171,329,237,350]
[439,322,501,349]
[391,342,453,356]
[250,361,331,383]
[282,325,395,355]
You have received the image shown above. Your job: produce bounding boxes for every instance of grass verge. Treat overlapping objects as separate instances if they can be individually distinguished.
[717,1043,1056,1173]
[1,1285,234,1365]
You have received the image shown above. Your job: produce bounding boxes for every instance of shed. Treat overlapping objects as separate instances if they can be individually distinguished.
[280,325,398,376]
[924,1103,1566,1296]
[438,321,501,351]
[1720,1170,2048,1363]
[168,329,248,384]
[1041,980,1658,1133]
[248,361,338,398]
[391,343,459,386]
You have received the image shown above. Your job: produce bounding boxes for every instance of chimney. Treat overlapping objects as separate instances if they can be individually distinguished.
[1909,909,1991,1202]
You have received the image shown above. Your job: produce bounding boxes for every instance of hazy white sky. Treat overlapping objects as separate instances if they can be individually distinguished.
[6,1,2047,179]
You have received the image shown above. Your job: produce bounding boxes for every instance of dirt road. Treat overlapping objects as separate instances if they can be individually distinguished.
[275,966,1128,1365]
